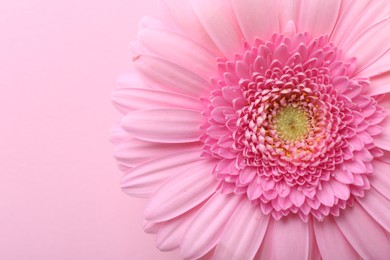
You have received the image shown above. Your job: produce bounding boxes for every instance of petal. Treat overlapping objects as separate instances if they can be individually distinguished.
[358,48,390,78]
[159,0,221,55]
[191,0,243,59]
[367,72,390,96]
[344,17,390,72]
[329,179,350,200]
[111,88,203,113]
[314,217,360,260]
[114,138,200,168]
[181,193,243,259]
[214,200,270,260]
[134,55,211,97]
[144,161,218,222]
[116,71,150,89]
[138,28,218,78]
[121,150,202,197]
[357,187,390,233]
[273,215,310,260]
[155,204,204,252]
[316,182,335,207]
[335,202,390,260]
[298,0,341,37]
[121,109,202,143]
[278,0,301,32]
[370,159,390,200]
[373,117,390,151]
[231,0,279,43]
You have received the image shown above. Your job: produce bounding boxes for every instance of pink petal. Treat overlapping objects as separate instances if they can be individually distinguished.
[331,0,372,46]
[134,56,210,97]
[114,138,200,168]
[329,179,350,200]
[273,215,310,260]
[316,182,335,207]
[111,88,203,113]
[138,28,217,78]
[358,48,390,78]
[181,193,243,259]
[155,204,203,252]
[121,109,202,143]
[298,0,341,38]
[357,187,390,233]
[142,220,163,234]
[278,0,301,33]
[191,0,243,59]
[344,17,390,72]
[335,203,390,259]
[368,72,390,96]
[370,159,390,200]
[121,150,202,197]
[313,217,360,260]
[214,200,270,260]
[290,188,305,207]
[116,71,150,89]
[144,161,218,222]
[373,117,390,151]
[231,0,279,43]
[159,0,221,55]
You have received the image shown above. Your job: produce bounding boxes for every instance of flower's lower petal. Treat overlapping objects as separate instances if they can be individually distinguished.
[116,71,151,89]
[272,215,310,260]
[334,203,390,260]
[278,0,301,33]
[357,187,390,233]
[313,217,360,260]
[181,193,243,259]
[138,28,218,78]
[190,0,243,59]
[121,109,202,143]
[155,204,204,252]
[114,138,201,168]
[159,0,221,55]
[134,56,211,97]
[367,73,390,96]
[255,220,274,259]
[344,17,390,72]
[231,0,279,43]
[144,161,218,222]
[214,200,270,260]
[121,150,202,197]
[373,117,390,151]
[298,0,341,38]
[143,220,163,234]
[111,88,203,113]
[370,159,390,200]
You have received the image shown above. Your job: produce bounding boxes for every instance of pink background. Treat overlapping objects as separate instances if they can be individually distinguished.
[0,0,179,259]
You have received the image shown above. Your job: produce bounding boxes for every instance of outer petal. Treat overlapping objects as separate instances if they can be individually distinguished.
[191,0,243,59]
[344,17,390,73]
[121,109,202,143]
[121,150,202,197]
[159,0,221,55]
[214,200,270,260]
[357,187,390,233]
[298,0,341,37]
[370,159,390,200]
[181,193,243,259]
[334,203,390,260]
[231,0,279,43]
[272,215,310,260]
[144,161,218,222]
[314,217,359,260]
[138,28,218,78]
[134,55,211,97]
[114,137,201,168]
[111,88,203,113]
[373,117,390,151]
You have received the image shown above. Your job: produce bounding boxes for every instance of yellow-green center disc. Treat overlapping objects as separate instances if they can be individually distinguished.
[275,106,310,141]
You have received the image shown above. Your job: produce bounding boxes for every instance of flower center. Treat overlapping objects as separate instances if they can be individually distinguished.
[274,106,310,141]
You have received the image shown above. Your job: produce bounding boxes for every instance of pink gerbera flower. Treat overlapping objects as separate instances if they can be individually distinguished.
[111,0,390,259]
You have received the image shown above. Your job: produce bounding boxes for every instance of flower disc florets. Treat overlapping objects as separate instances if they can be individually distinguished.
[201,33,385,221]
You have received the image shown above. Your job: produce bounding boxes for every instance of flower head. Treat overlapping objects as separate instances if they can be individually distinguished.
[112,0,390,259]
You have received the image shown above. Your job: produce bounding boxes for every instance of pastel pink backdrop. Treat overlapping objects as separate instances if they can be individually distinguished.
[0,0,179,259]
